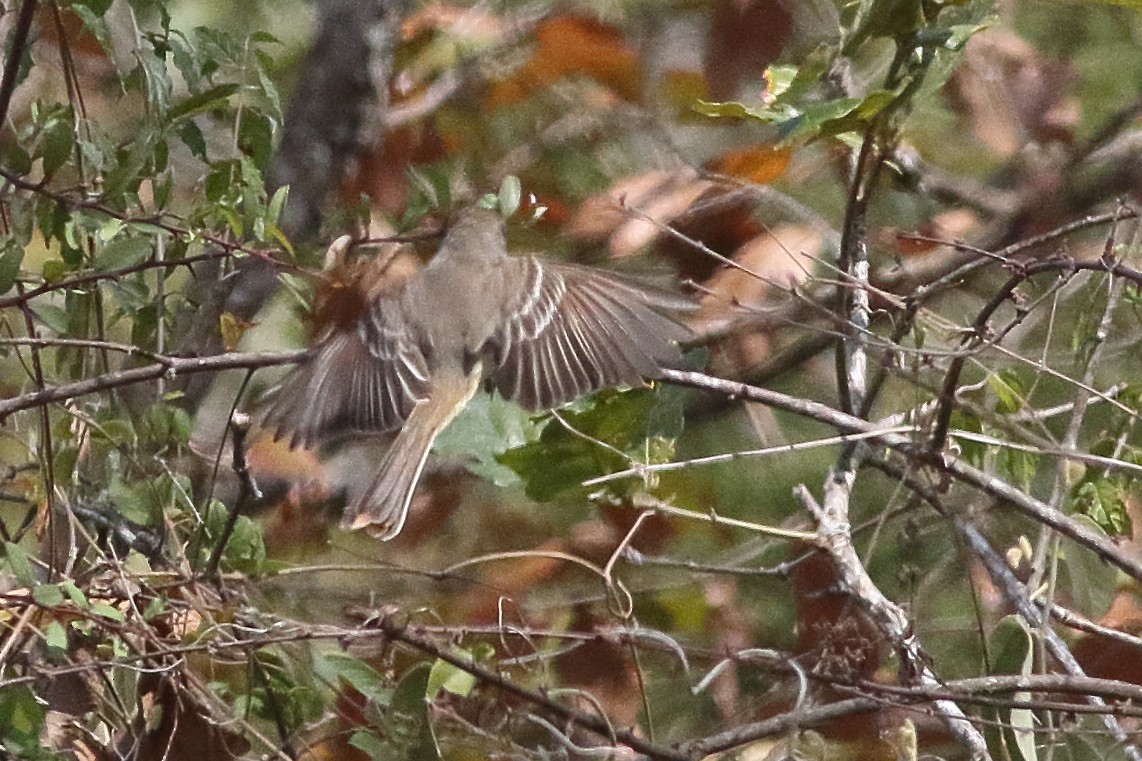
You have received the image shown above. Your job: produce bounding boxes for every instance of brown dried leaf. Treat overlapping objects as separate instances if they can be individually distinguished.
[695,224,818,325]
[485,15,642,108]
[554,606,641,728]
[567,169,718,257]
[704,0,793,100]
[945,28,1077,157]
[119,675,250,761]
[790,547,885,683]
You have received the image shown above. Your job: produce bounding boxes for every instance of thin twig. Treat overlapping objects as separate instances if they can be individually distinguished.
[370,613,689,761]
[794,481,990,759]
[0,349,305,420]
[202,413,261,579]
[865,454,1141,761]
[659,368,1142,582]
[0,0,39,127]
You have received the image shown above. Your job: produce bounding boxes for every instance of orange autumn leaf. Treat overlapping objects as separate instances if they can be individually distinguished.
[486,15,642,108]
[39,5,113,67]
[710,142,792,184]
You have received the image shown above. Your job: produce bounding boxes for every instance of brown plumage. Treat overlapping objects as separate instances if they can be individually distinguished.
[264,206,693,539]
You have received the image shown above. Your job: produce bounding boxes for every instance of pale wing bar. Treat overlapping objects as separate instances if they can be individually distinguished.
[491,258,691,411]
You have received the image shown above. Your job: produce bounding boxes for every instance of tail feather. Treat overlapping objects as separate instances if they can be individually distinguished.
[341,370,480,539]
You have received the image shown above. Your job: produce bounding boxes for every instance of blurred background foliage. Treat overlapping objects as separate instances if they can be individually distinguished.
[1,0,1140,759]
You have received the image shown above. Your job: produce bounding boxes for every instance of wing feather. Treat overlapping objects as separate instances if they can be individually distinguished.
[490,257,692,411]
[264,298,430,448]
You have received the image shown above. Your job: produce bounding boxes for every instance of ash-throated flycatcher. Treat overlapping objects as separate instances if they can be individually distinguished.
[266,205,692,539]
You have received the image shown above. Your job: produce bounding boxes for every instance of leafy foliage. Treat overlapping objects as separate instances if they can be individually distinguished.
[1,0,1141,760]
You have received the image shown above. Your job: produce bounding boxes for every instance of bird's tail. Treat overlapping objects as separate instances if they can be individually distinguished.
[341,370,480,540]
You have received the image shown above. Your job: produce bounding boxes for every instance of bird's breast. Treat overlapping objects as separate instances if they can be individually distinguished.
[404,265,505,370]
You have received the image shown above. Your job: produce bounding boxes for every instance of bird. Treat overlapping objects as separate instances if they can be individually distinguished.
[263,204,693,540]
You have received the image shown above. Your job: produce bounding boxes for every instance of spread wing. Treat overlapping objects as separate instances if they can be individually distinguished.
[489,258,693,411]
[264,298,430,449]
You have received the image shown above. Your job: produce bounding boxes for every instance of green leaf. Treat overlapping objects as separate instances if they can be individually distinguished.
[38,114,75,176]
[693,99,772,122]
[988,370,1024,414]
[31,303,71,335]
[427,653,477,698]
[32,583,65,607]
[4,541,37,587]
[143,596,165,620]
[109,276,152,311]
[7,194,34,246]
[852,0,924,44]
[205,159,240,202]
[656,585,710,633]
[41,258,68,284]
[107,477,154,526]
[1071,478,1132,537]
[44,621,68,653]
[949,409,986,466]
[267,185,289,226]
[0,140,32,175]
[263,222,294,256]
[1000,447,1038,493]
[97,217,125,241]
[178,120,209,161]
[812,90,898,139]
[986,616,1036,761]
[314,651,391,703]
[223,515,266,576]
[61,580,88,608]
[763,64,799,100]
[1060,716,1127,760]
[1009,692,1037,761]
[167,83,240,122]
[987,615,1031,676]
[696,90,898,143]
[349,731,389,761]
[435,392,538,487]
[0,686,46,750]
[90,602,124,622]
[942,22,991,51]
[37,194,70,251]
[238,110,274,169]
[498,388,681,501]
[1058,515,1116,618]
[245,652,323,730]
[498,175,522,217]
[96,236,152,271]
[141,404,193,447]
[0,239,23,295]
[73,0,113,17]
[1125,283,1142,307]
[135,48,173,116]
[390,663,439,759]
